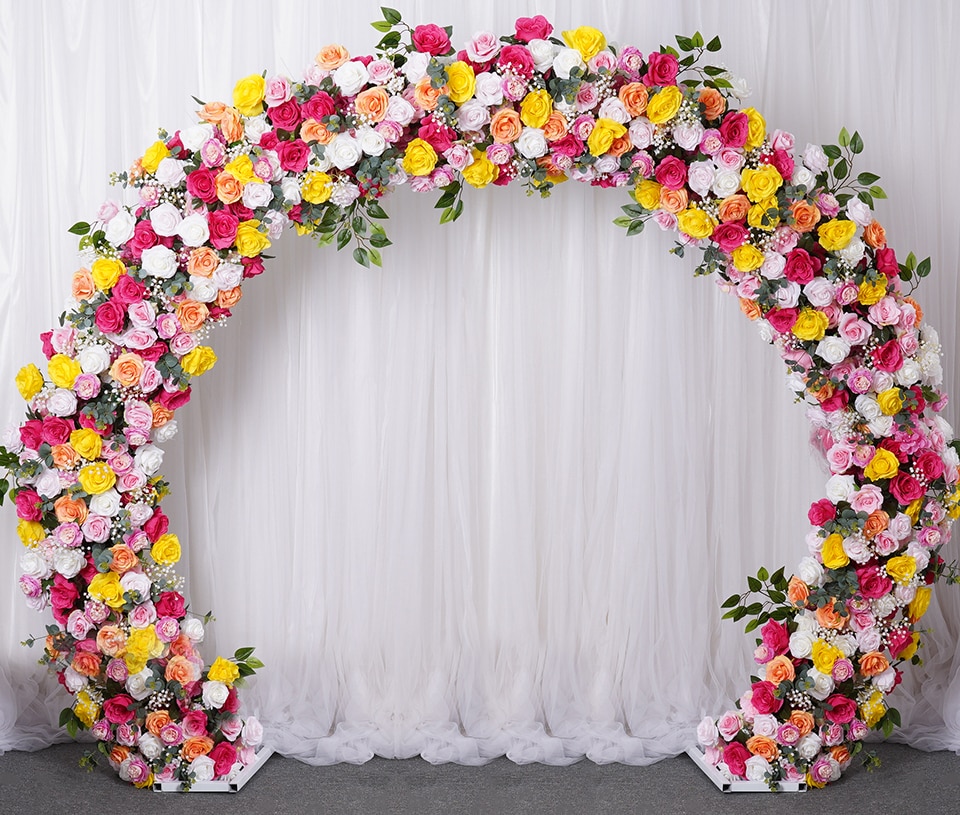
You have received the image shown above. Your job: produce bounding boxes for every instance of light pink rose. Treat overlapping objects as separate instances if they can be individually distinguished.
[826,443,854,474]
[124,400,154,431]
[717,710,742,741]
[465,31,501,63]
[366,58,395,85]
[109,452,135,474]
[67,609,94,639]
[155,312,180,339]
[696,716,719,747]
[715,147,745,170]
[127,301,156,328]
[868,296,902,327]
[121,327,158,350]
[575,82,599,111]
[849,484,884,513]
[129,601,157,629]
[899,330,920,357]
[770,129,795,152]
[629,119,654,150]
[139,362,162,394]
[588,50,617,73]
[117,469,148,493]
[838,313,871,345]
[443,144,474,172]
[82,515,111,543]
[264,75,291,107]
[220,716,243,742]
[170,332,198,355]
[376,120,404,143]
[652,210,677,231]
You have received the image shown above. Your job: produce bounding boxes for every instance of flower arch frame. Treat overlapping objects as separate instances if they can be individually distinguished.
[3,10,959,791]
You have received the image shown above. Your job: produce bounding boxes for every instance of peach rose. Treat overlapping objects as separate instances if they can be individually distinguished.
[109,544,139,575]
[717,194,750,223]
[165,654,198,685]
[181,736,215,761]
[355,87,389,122]
[609,134,633,157]
[490,108,523,143]
[659,187,689,214]
[109,353,145,388]
[54,495,88,525]
[176,300,209,333]
[739,298,762,321]
[316,44,349,70]
[216,172,243,204]
[51,444,80,470]
[197,101,228,125]
[618,82,649,117]
[863,220,887,249]
[858,651,890,677]
[217,286,243,308]
[220,107,244,143]
[863,510,890,540]
[146,710,172,737]
[187,247,220,278]
[301,118,335,145]
[72,269,96,301]
[151,403,174,428]
[789,710,815,736]
[72,651,102,678]
[810,381,835,404]
[414,77,444,111]
[698,87,726,120]
[169,633,195,658]
[815,599,846,630]
[542,112,569,142]
[787,575,809,607]
[746,735,779,761]
[789,201,821,233]
[97,625,127,657]
[764,654,796,684]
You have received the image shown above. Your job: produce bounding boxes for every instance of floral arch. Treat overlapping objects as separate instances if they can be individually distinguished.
[2,10,959,791]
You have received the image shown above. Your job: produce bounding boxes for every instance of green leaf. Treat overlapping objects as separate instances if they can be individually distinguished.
[757,566,769,582]
[857,172,881,185]
[703,65,725,76]
[857,191,874,209]
[869,185,887,199]
[366,201,389,219]
[834,158,849,181]
[823,144,842,161]
[353,246,370,267]
[435,189,457,209]
[371,20,393,32]
[613,216,633,228]
[336,228,352,251]
[917,257,932,278]
[381,6,402,24]
[247,657,265,670]
[747,576,762,593]
[905,251,918,270]
[721,594,741,609]
[886,707,902,728]
[452,199,464,221]
[626,220,645,237]
[234,646,255,661]
[744,602,763,615]
[369,232,392,248]
[881,718,894,738]
[770,567,786,587]
[850,131,864,154]
[675,35,694,52]
[744,619,760,633]
[59,708,75,727]
[691,31,704,48]
[369,247,383,267]
[706,35,722,52]
[378,31,401,49]
[237,664,255,678]
[439,206,455,224]
[68,221,91,236]
[66,718,79,739]
[768,590,786,604]
[838,127,851,147]
[721,608,739,620]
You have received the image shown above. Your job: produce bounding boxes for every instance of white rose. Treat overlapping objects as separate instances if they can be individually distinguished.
[744,755,770,782]
[774,280,801,309]
[711,167,742,198]
[873,593,898,619]
[834,634,858,657]
[138,733,163,761]
[20,550,52,580]
[89,488,121,517]
[797,556,824,586]
[842,534,872,564]
[54,549,87,579]
[46,388,78,417]
[264,210,289,240]
[189,275,218,303]
[854,394,881,421]
[242,182,274,210]
[63,667,87,693]
[35,467,62,499]
[180,123,214,153]
[327,133,362,170]
[751,714,778,738]
[792,166,816,192]
[213,262,243,291]
[241,717,264,747]
[243,114,271,145]
[202,680,230,709]
[872,370,894,392]
[384,95,415,126]
[456,99,491,132]
[722,71,751,101]
[598,97,629,124]
[595,155,620,175]
[528,39,558,73]
[895,359,921,387]
[802,277,834,307]
[838,237,865,266]
[106,209,136,246]
[154,419,179,443]
[715,763,735,783]
[333,60,369,96]
[553,48,585,80]
[177,213,210,247]
[672,121,704,151]
[906,544,929,572]
[874,667,897,693]
[150,202,182,237]
[628,118,654,150]
[182,617,205,642]
[815,336,851,365]
[686,161,715,198]
[331,182,361,208]
[121,570,152,599]
[357,126,387,157]
[789,630,815,659]
[155,157,186,187]
[401,52,430,84]
[134,445,164,477]
[281,177,302,205]
[126,667,155,701]
[78,344,111,374]
[141,245,179,279]
[825,474,855,502]
[190,755,216,782]
[857,628,882,652]
[126,502,154,526]
[845,198,873,227]
[803,143,829,174]
[867,415,894,438]
[516,127,547,159]
[785,371,806,393]
[756,319,775,344]
[807,669,835,702]
[2,424,23,454]
[761,252,786,280]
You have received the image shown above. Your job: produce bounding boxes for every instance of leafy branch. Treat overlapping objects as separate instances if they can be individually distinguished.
[721,566,790,633]
[665,32,730,92]
[0,444,17,506]
[319,199,392,267]
[434,180,464,225]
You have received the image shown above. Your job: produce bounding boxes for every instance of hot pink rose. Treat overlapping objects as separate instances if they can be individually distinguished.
[871,340,903,373]
[915,451,945,482]
[94,300,126,334]
[209,741,238,777]
[719,111,749,148]
[875,247,898,277]
[890,472,924,505]
[102,694,136,725]
[156,590,186,618]
[783,248,820,284]
[856,565,893,599]
[654,155,687,191]
[760,618,789,656]
[182,709,209,738]
[824,693,857,724]
[412,23,451,56]
[711,222,749,252]
[301,92,336,121]
[766,307,798,334]
[750,681,783,714]
[208,210,239,250]
[268,98,302,131]
[186,167,218,204]
[15,489,43,521]
[643,51,679,87]
[278,139,310,173]
[497,45,535,79]
[888,626,914,659]
[514,15,553,43]
[722,741,751,778]
[807,498,837,527]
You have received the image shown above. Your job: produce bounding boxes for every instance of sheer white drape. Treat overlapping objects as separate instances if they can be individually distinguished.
[2,0,959,764]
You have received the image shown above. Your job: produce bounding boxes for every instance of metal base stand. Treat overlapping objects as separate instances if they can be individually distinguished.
[686,745,807,792]
[153,746,275,792]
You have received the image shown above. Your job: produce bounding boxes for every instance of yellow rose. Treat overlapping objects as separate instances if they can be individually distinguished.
[151,533,182,566]
[17,519,45,547]
[181,346,218,377]
[91,257,125,292]
[886,555,917,585]
[860,689,886,728]
[125,625,164,672]
[811,638,843,674]
[947,487,960,521]
[520,89,553,129]
[446,61,476,105]
[74,690,100,729]
[207,656,241,686]
[225,154,258,185]
[16,363,44,401]
[858,277,887,306]
[88,571,126,609]
[747,197,780,231]
[898,632,920,661]
[461,149,499,189]
[740,165,783,203]
[48,354,81,389]
[818,219,857,252]
[302,171,333,204]
[732,243,764,272]
[141,140,170,174]
[403,138,438,177]
[742,107,766,152]
[233,74,266,116]
[821,533,849,570]
[864,447,899,481]
[587,118,627,157]
[634,179,663,211]
[646,85,683,124]
[676,207,717,240]
[561,26,606,61]
[908,587,932,622]
[234,220,271,257]
[70,428,102,461]
[791,308,829,341]
[876,387,903,416]
[78,462,117,495]
[906,497,923,525]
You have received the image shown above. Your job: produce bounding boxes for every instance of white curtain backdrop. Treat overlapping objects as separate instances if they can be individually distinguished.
[2,0,959,765]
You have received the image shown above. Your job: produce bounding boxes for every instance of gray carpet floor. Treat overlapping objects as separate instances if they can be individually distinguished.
[1,740,958,814]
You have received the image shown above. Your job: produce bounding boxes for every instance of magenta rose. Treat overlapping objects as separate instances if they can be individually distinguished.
[267,98,302,131]
[644,51,679,87]
[301,91,336,121]
[766,307,798,334]
[20,420,44,450]
[497,45,535,79]
[514,15,553,43]
[808,498,837,527]
[417,117,456,153]
[551,133,584,158]
[784,248,821,284]
[242,256,265,278]
[760,619,789,657]
[15,489,43,521]
[157,384,192,410]
[890,472,925,505]
[821,390,850,413]
[875,247,898,277]
[719,111,749,148]
[140,340,169,363]
[111,274,147,306]
[750,681,783,714]
[654,155,687,191]
[915,451,945,482]
[144,508,170,543]
[222,686,240,714]
[888,627,914,659]
[42,416,74,445]
[208,210,239,250]
[50,575,80,619]
[95,299,127,334]
[872,339,903,373]
[722,741,751,778]
[156,590,186,618]
[824,693,857,724]
[186,167,218,204]
[856,565,893,599]
[128,220,159,258]
[102,695,137,725]
[182,710,209,738]
[711,222,749,252]
[209,741,238,778]
[412,23,451,56]
[40,330,55,359]
[278,139,310,173]
[770,149,794,180]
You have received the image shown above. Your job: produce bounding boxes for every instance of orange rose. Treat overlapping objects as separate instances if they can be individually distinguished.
[315,44,349,69]
[146,710,172,737]
[72,269,96,301]
[863,220,887,249]
[414,77,444,111]
[815,599,846,630]
[355,87,389,122]
[739,298,762,321]
[216,172,243,204]
[165,654,198,685]
[217,286,243,309]
[789,200,822,233]
[151,403,174,428]
[109,353,144,388]
[51,444,79,470]
[764,654,796,685]
[197,101,228,125]
[96,625,126,657]
[659,187,688,214]
[618,82,649,117]
[810,381,835,403]
[110,746,131,766]
[109,544,139,575]
[220,107,244,143]
[789,710,815,736]
[169,633,195,658]
[301,118,335,145]
[746,735,779,761]
[542,112,568,142]
[698,87,726,120]
[181,736,214,761]
[903,296,923,324]
[176,300,209,333]
[72,652,102,678]
[490,108,522,143]
[609,134,633,157]
[859,651,890,677]
[717,194,750,222]
[187,247,220,278]
[862,510,890,540]
[54,495,88,524]
[830,745,851,768]
[787,575,809,606]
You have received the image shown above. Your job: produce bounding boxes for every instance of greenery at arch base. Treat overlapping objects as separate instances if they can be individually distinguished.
[2,9,959,791]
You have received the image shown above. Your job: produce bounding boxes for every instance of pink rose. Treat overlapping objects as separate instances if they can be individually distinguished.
[718,111,748,148]
[498,45,535,79]
[766,307,798,334]
[890,472,925,505]
[156,591,186,617]
[278,139,310,173]
[220,715,243,742]
[654,155,687,191]
[888,626,914,659]
[301,91,336,121]
[156,616,181,642]
[514,15,553,43]
[716,710,742,741]
[783,248,820,284]
[102,695,136,725]
[760,619,789,656]
[267,98,302,131]
[711,222,748,252]
[807,498,837,527]
[643,51,679,86]
[15,489,43,521]
[95,300,126,334]
[182,709,209,738]
[749,681,783,715]
[776,723,801,746]
[412,23,451,56]
[82,515,111,543]
[207,210,239,250]
[186,167,218,204]
[618,46,644,78]
[722,741,751,778]
[849,485,883,514]
[857,565,893,599]
[872,339,903,373]
[465,31,500,64]
[159,722,184,746]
